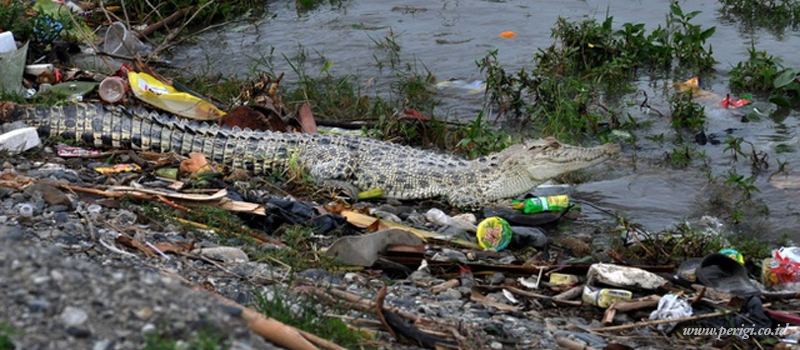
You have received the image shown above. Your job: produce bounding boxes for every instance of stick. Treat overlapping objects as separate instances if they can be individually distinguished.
[135,8,188,39]
[160,270,331,350]
[504,286,582,306]
[555,336,598,350]
[591,310,735,332]
[553,285,584,301]
[612,295,661,312]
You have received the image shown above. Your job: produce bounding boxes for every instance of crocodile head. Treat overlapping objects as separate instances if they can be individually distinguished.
[517,137,621,181]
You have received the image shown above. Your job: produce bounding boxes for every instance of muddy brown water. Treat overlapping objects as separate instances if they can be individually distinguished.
[172,0,800,242]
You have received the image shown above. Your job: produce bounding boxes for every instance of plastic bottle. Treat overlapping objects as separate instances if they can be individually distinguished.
[511,195,570,214]
[582,285,632,308]
[98,76,127,103]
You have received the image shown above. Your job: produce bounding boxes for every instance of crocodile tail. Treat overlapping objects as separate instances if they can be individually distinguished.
[13,103,283,174]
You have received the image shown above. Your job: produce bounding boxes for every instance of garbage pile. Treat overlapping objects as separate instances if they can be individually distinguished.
[1,3,800,350]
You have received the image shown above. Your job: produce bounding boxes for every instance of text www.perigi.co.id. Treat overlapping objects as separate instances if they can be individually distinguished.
[682,324,790,340]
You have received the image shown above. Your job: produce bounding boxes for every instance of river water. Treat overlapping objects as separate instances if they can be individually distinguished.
[172,0,800,240]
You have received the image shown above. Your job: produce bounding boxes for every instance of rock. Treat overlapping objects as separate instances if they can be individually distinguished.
[60,306,89,327]
[193,246,249,263]
[25,183,73,208]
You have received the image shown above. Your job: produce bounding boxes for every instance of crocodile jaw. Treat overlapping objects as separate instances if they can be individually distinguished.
[520,137,621,182]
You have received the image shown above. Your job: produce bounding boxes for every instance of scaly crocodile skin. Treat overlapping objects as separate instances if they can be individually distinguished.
[8,103,620,207]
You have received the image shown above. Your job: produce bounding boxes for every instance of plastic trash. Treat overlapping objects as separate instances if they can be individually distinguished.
[128,71,226,121]
[18,203,34,219]
[57,144,100,157]
[719,248,744,264]
[549,273,581,286]
[434,79,486,95]
[509,226,550,249]
[587,263,668,290]
[476,217,513,251]
[775,246,800,263]
[98,76,127,103]
[762,257,800,291]
[696,253,761,296]
[677,257,702,283]
[582,285,632,308]
[720,94,752,109]
[0,31,16,53]
[104,22,147,57]
[0,127,41,155]
[86,204,102,220]
[649,294,692,331]
[511,195,570,214]
[425,208,477,232]
[0,39,27,94]
[499,31,517,38]
[93,163,141,175]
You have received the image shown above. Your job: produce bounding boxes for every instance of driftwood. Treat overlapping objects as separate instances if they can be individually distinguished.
[135,8,188,39]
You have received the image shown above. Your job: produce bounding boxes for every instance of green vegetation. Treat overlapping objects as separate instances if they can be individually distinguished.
[252,224,343,271]
[729,46,800,108]
[252,287,365,349]
[104,0,266,28]
[611,214,786,266]
[0,322,16,350]
[719,0,800,35]
[668,91,706,132]
[474,1,717,142]
[143,326,227,350]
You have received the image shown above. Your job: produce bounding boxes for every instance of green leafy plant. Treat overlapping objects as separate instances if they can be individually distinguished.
[455,111,512,158]
[719,0,800,35]
[669,91,705,132]
[729,46,784,92]
[663,2,717,70]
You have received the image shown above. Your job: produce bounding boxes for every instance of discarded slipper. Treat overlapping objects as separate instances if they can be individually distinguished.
[696,253,761,296]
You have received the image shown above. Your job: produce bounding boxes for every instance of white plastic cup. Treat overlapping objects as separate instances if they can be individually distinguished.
[98,76,127,103]
[0,31,16,53]
[103,22,145,57]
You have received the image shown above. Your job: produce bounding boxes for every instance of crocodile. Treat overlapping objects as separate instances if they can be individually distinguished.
[3,103,620,208]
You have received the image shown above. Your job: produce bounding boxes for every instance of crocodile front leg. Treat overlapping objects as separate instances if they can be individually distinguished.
[304,147,361,199]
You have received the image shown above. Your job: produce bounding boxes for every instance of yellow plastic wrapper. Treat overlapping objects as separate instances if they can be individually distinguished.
[128,71,226,121]
[94,163,141,175]
[476,217,512,251]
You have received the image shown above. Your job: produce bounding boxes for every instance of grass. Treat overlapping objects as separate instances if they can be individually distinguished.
[251,287,366,349]
[252,224,343,271]
[719,0,800,35]
[143,325,228,350]
[0,322,16,350]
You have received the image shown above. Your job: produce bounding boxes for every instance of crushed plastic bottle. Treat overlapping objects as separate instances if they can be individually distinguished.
[511,195,570,214]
